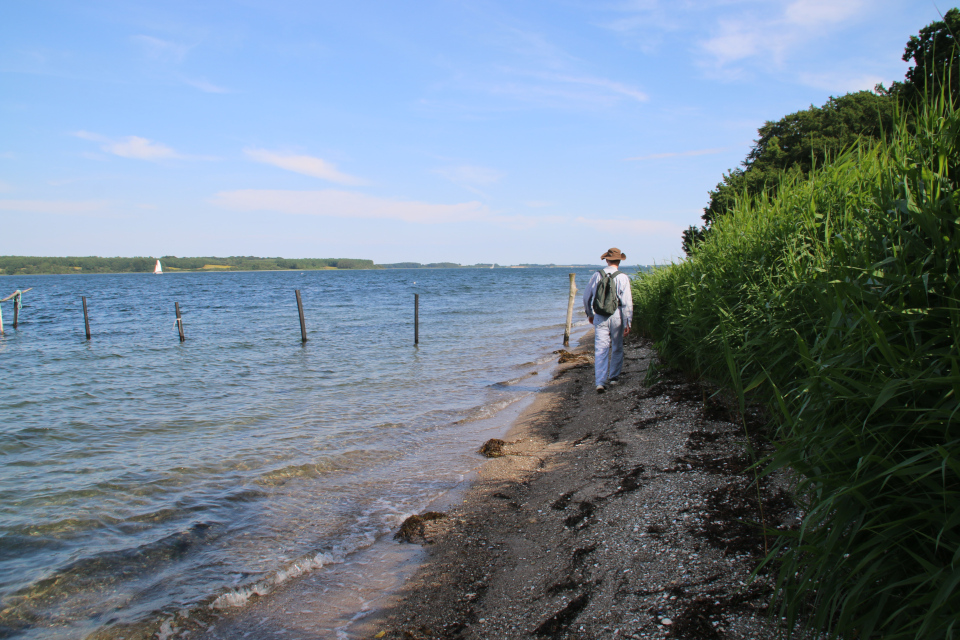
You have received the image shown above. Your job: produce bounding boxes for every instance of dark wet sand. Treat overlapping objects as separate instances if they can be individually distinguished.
[360,334,790,640]
[131,334,791,639]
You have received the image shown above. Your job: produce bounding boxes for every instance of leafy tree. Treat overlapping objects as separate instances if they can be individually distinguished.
[683,11,960,256]
[880,8,960,106]
[699,91,895,233]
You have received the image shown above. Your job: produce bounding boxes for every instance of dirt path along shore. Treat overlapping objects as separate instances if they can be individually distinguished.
[372,336,793,640]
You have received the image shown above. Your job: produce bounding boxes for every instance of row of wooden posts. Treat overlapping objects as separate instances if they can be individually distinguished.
[73,290,389,344]
[2,275,578,346]
[1,289,427,345]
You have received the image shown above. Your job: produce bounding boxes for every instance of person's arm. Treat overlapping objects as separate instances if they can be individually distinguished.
[618,273,634,335]
[583,272,600,324]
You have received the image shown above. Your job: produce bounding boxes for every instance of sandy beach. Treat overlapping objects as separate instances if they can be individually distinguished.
[178,332,795,639]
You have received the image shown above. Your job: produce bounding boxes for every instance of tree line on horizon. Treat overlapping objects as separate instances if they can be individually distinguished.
[683,8,960,253]
[0,256,377,275]
[0,256,638,275]
[0,257,606,275]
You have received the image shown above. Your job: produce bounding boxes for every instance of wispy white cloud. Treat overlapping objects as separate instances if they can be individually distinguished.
[212,189,488,224]
[495,27,579,71]
[244,149,366,185]
[553,74,648,102]
[784,0,863,27]
[699,0,866,70]
[107,136,179,160]
[130,35,231,93]
[182,77,230,93]
[500,23,649,104]
[0,199,109,215]
[701,19,767,68]
[437,23,648,111]
[434,165,504,194]
[575,216,685,235]
[625,147,727,161]
[798,70,884,92]
[131,35,192,63]
[597,0,872,81]
[592,0,679,54]
[485,70,649,108]
[75,131,181,160]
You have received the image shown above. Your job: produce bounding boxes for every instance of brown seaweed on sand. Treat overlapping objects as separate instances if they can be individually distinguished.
[394,512,447,544]
[478,439,506,457]
[554,349,590,365]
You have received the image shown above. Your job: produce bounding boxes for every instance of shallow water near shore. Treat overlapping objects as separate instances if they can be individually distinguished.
[0,267,605,639]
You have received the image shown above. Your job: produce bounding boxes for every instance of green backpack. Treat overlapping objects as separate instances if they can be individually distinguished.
[592,270,623,316]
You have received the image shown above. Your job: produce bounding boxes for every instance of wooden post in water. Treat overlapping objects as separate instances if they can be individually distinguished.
[414,293,419,345]
[82,296,91,340]
[0,288,32,334]
[295,290,308,343]
[175,302,185,342]
[563,273,577,347]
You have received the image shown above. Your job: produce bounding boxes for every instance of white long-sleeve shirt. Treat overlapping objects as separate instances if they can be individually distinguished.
[582,265,633,327]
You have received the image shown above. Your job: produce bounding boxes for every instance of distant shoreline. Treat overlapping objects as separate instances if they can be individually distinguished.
[0,256,621,276]
[0,266,604,276]
[0,265,632,276]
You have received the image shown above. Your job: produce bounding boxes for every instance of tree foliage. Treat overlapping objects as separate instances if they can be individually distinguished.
[683,10,960,255]
[881,8,960,106]
[683,91,896,253]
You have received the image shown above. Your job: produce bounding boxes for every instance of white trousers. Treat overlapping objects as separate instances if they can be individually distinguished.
[594,311,624,386]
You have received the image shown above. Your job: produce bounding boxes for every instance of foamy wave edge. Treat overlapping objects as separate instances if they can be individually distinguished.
[210,550,343,609]
[454,394,529,425]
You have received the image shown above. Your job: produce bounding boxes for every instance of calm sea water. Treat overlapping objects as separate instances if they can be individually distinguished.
[0,267,606,639]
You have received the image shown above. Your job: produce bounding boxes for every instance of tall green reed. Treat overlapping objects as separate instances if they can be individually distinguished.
[632,92,960,639]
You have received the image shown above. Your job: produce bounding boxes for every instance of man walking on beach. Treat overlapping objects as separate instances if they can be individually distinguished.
[583,248,633,393]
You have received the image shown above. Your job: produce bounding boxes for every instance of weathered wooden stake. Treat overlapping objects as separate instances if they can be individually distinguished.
[82,296,91,340]
[175,302,185,342]
[0,288,32,334]
[295,290,307,342]
[563,273,577,346]
[414,293,419,345]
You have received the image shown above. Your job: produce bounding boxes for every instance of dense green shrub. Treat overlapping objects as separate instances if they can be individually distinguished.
[633,93,960,638]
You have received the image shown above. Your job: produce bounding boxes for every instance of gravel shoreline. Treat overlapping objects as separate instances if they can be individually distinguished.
[149,334,795,639]
[367,334,795,639]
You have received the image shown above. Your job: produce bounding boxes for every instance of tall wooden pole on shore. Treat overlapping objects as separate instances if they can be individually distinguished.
[175,302,185,342]
[295,290,308,343]
[82,296,91,340]
[563,273,577,347]
[414,294,419,345]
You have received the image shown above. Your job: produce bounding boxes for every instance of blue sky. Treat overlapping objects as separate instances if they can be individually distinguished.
[0,0,937,265]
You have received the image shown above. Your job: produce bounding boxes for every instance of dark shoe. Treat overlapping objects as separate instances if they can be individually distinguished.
[596,385,606,393]
[607,377,619,386]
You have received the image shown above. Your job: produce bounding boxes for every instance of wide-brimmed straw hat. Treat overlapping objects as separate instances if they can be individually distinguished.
[601,247,626,261]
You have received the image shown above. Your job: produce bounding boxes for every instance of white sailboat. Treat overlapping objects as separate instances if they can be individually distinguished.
[154,260,163,275]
